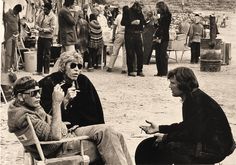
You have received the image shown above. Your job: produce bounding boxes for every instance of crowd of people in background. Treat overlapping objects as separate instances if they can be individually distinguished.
[2,0,228,78]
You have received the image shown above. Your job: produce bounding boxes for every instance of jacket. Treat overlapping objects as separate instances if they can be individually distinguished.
[39,72,105,127]
[159,89,235,158]
[8,102,68,159]
[35,11,56,38]
[58,6,78,46]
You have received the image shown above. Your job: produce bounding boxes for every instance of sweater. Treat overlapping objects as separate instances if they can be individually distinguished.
[8,102,69,159]
[88,20,103,49]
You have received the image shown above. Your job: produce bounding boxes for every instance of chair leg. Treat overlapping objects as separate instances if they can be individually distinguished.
[0,86,7,104]
[180,50,185,62]
[175,51,178,63]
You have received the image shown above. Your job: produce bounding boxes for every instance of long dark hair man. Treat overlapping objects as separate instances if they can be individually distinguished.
[135,67,235,164]
[153,1,171,77]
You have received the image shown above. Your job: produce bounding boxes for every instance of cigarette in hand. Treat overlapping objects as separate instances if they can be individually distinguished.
[59,81,65,86]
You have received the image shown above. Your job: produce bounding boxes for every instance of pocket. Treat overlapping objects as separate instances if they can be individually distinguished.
[66,31,76,43]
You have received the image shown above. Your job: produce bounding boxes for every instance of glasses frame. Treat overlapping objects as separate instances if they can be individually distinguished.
[23,88,42,97]
[70,63,83,69]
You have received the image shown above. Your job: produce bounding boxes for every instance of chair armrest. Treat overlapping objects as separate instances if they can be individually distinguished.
[40,136,90,145]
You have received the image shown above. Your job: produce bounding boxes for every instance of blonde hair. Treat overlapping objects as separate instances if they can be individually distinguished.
[58,51,83,72]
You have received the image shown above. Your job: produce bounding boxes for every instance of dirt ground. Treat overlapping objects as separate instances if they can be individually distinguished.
[1,12,236,165]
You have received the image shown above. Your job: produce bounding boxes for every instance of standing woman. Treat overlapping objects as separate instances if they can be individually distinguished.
[88,13,103,71]
[153,1,171,77]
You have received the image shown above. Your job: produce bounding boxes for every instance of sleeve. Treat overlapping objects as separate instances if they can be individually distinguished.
[38,77,54,114]
[50,14,56,32]
[161,104,208,143]
[28,114,52,141]
[121,10,131,26]
[85,77,105,124]
[35,13,41,28]
[140,12,146,26]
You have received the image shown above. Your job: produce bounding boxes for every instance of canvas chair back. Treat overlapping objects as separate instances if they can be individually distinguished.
[15,115,90,165]
[15,115,46,161]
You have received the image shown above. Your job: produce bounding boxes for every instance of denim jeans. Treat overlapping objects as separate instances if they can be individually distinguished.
[61,124,133,165]
[4,36,17,72]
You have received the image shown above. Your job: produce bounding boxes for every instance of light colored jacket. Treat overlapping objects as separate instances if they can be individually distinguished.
[35,11,56,38]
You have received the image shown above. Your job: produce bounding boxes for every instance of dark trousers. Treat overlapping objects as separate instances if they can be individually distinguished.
[125,32,144,73]
[88,47,99,68]
[190,42,200,63]
[37,37,52,73]
[155,41,169,76]
[135,137,224,165]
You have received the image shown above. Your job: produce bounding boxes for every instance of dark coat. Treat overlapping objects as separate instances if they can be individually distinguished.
[58,6,78,46]
[121,6,145,32]
[159,89,235,158]
[154,12,172,41]
[38,72,105,127]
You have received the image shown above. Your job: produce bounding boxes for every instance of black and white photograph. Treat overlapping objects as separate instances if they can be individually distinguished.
[1,0,236,164]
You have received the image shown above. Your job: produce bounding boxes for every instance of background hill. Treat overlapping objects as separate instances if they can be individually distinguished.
[106,0,236,12]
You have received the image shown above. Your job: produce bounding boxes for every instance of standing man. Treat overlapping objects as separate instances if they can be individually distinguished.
[186,14,205,64]
[58,0,78,52]
[3,4,22,72]
[153,0,172,77]
[35,2,56,76]
[107,6,127,74]
[136,67,235,164]
[121,1,145,77]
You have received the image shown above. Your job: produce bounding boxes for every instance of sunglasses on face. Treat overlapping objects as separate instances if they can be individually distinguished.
[70,63,83,69]
[23,88,42,97]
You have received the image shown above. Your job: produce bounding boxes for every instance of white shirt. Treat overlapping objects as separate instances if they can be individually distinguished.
[114,14,125,34]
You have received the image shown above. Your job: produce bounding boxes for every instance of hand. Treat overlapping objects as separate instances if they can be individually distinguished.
[139,120,159,134]
[154,133,164,142]
[153,133,164,147]
[131,19,140,25]
[64,82,77,101]
[52,84,64,103]
[153,38,161,43]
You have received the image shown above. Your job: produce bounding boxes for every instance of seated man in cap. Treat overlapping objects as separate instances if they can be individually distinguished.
[8,76,133,164]
[39,51,105,128]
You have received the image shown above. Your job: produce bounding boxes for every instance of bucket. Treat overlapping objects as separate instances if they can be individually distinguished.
[200,59,221,72]
[24,51,37,72]
[200,39,222,72]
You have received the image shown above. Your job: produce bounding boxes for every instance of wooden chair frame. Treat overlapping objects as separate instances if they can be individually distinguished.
[16,115,90,165]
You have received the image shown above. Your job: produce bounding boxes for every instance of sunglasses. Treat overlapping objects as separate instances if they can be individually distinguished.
[23,88,42,97]
[70,63,83,69]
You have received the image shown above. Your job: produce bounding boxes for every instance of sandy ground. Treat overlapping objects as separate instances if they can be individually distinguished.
[1,12,236,165]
